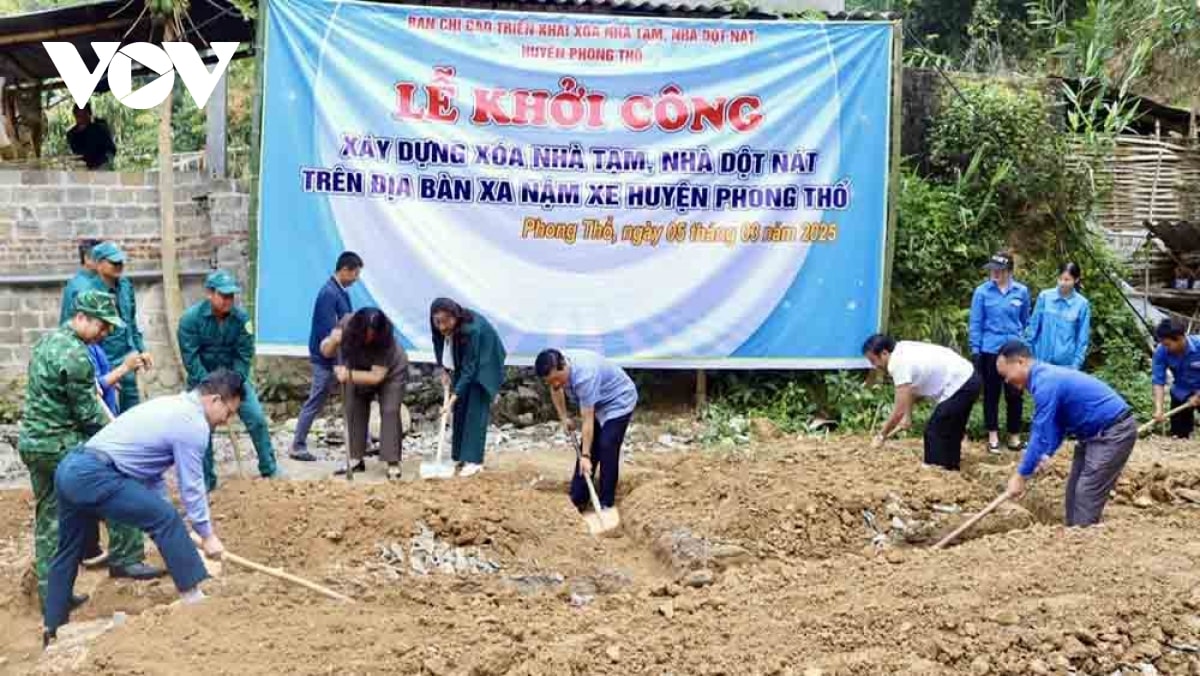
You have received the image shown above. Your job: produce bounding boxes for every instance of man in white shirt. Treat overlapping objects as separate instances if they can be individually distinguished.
[862,334,981,470]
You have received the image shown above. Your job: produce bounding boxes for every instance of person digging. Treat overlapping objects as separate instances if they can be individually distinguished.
[41,370,243,648]
[535,348,637,527]
[995,340,1136,526]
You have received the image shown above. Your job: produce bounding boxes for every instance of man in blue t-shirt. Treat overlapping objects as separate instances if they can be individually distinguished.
[535,348,638,515]
[1150,318,1200,439]
[996,340,1135,526]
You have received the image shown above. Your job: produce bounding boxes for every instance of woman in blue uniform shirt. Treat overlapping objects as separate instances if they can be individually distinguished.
[1028,262,1091,370]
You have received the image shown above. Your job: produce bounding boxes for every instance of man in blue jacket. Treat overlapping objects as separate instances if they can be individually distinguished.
[997,340,1135,526]
[1151,318,1200,438]
[289,252,363,461]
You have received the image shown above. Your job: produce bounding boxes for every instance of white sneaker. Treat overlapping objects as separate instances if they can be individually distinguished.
[459,463,483,477]
[181,588,206,605]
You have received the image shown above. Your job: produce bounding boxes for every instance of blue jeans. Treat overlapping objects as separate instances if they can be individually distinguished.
[292,362,335,451]
[44,450,208,634]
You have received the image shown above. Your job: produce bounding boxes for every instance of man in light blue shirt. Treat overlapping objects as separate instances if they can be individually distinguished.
[535,348,638,513]
[997,341,1135,527]
[41,370,243,647]
[1151,318,1200,438]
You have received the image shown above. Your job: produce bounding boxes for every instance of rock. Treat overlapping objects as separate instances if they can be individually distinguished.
[365,497,386,511]
[323,530,344,543]
[992,610,1020,626]
[1134,494,1155,509]
[1063,636,1088,659]
[750,417,782,441]
[1177,488,1200,504]
[1126,641,1163,661]
[884,549,906,565]
[423,658,450,676]
[684,570,715,588]
[1075,628,1098,645]
[961,622,979,638]
[284,417,299,433]
[710,543,752,568]
[1028,658,1050,675]
[605,646,621,663]
[658,601,675,619]
[970,656,991,674]
[803,669,825,676]
[1050,654,1070,669]
[1151,484,1174,503]
[516,413,535,428]
[1141,663,1162,676]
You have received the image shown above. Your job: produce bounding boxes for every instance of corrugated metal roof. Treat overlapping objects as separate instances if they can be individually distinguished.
[0,0,896,84]
[0,0,254,84]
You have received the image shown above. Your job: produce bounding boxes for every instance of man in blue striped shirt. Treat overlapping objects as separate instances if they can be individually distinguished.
[996,341,1135,526]
[41,370,244,647]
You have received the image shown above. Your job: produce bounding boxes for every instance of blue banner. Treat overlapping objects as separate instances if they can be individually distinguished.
[257,0,895,368]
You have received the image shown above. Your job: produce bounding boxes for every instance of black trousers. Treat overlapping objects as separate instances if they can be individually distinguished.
[570,413,632,510]
[979,353,1023,434]
[925,373,982,470]
[1170,395,1196,439]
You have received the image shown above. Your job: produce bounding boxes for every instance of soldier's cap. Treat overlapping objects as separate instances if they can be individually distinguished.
[90,241,126,264]
[204,270,241,295]
[73,289,125,329]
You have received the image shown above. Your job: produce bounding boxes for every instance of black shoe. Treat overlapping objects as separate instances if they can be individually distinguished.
[289,450,318,462]
[109,562,166,580]
[333,460,366,476]
[42,629,56,650]
[1007,440,1024,451]
[69,592,89,610]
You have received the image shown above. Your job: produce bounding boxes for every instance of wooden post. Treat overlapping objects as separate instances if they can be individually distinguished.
[159,21,186,375]
[879,19,904,332]
[695,370,707,418]
[205,71,228,179]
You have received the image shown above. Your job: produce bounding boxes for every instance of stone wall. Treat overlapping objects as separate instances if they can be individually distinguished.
[0,169,251,394]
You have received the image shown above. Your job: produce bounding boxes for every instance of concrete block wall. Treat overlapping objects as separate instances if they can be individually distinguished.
[0,169,252,394]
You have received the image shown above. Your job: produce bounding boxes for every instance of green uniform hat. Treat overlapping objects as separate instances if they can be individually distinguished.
[204,270,242,295]
[73,289,125,329]
[90,241,126,264]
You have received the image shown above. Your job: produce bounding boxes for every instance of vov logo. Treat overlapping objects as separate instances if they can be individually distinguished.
[43,42,240,110]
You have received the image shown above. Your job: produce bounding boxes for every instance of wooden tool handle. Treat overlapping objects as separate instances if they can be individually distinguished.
[1138,401,1194,435]
[436,382,451,464]
[932,490,1012,550]
[572,433,605,517]
[191,534,354,603]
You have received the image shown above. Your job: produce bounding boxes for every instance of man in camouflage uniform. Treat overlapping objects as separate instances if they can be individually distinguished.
[178,270,278,490]
[19,291,164,607]
[81,241,153,413]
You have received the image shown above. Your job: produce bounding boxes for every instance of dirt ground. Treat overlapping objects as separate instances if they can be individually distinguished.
[5,429,1200,675]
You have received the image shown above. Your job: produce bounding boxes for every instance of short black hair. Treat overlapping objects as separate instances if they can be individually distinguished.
[861,334,896,356]
[997,340,1032,360]
[336,251,364,272]
[78,238,101,266]
[534,349,565,378]
[196,368,246,401]
[1156,318,1187,341]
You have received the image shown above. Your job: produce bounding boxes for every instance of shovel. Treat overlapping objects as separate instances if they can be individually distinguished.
[572,433,620,536]
[420,381,456,479]
[932,488,1015,549]
[1138,401,1194,435]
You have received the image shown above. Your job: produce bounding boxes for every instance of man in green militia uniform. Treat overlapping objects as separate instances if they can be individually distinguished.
[81,241,153,412]
[19,291,164,608]
[178,270,278,490]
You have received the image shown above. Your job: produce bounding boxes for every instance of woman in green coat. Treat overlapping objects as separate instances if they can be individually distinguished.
[431,298,507,477]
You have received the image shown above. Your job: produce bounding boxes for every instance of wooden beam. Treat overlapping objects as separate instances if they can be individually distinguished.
[695,370,707,418]
[205,71,228,178]
[0,19,129,48]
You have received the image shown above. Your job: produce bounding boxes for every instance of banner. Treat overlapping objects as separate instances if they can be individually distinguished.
[257,0,895,368]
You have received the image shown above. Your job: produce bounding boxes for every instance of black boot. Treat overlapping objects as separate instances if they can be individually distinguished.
[69,592,89,610]
[333,460,366,476]
[109,562,166,580]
